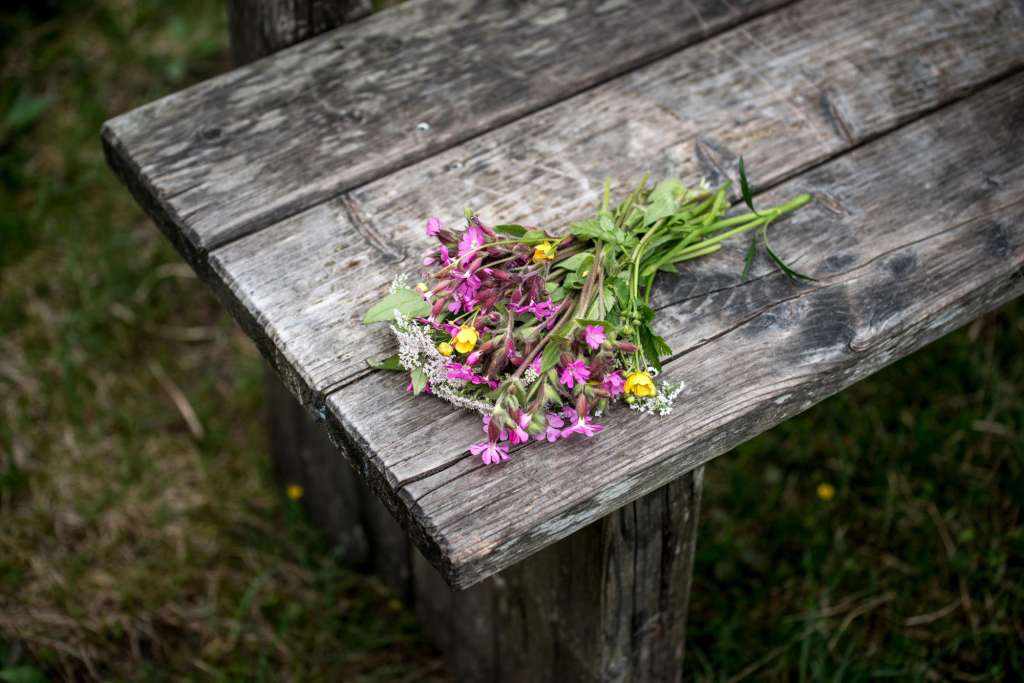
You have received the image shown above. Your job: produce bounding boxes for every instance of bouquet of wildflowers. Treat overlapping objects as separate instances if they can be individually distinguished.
[364,163,810,465]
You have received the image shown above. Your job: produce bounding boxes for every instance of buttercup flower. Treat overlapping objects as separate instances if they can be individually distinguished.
[437,341,454,356]
[454,325,479,353]
[584,324,605,350]
[286,484,304,500]
[532,241,555,263]
[624,371,656,397]
[559,360,590,389]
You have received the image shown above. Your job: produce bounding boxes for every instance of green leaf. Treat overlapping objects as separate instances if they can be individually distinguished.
[568,214,636,247]
[540,342,563,374]
[762,225,816,282]
[367,354,403,371]
[638,325,673,373]
[522,229,547,241]
[738,156,759,215]
[363,288,431,323]
[555,252,592,272]
[494,224,526,237]
[644,179,682,225]
[741,233,758,281]
[410,368,428,395]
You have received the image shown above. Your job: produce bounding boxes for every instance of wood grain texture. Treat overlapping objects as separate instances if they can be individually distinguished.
[227,0,373,66]
[385,74,1024,586]
[102,0,787,259]
[207,0,1024,409]
[412,470,703,682]
[104,0,1024,587]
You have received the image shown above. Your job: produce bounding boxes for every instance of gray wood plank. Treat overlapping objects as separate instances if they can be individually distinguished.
[210,0,1024,404]
[102,0,788,259]
[388,73,1024,586]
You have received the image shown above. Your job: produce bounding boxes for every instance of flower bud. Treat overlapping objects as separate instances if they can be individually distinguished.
[576,394,589,418]
[528,412,547,435]
[430,297,448,318]
[487,416,502,442]
[560,352,574,368]
[615,340,638,353]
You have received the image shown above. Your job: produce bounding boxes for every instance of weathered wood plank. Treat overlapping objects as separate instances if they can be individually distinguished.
[106,0,1024,588]
[208,0,1024,408]
[389,73,1024,586]
[411,470,703,682]
[102,0,788,259]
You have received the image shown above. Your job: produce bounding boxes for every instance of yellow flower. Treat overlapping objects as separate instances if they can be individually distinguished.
[532,241,556,263]
[286,484,304,501]
[816,483,835,501]
[437,341,454,357]
[624,371,656,397]
[454,325,479,354]
[415,282,428,293]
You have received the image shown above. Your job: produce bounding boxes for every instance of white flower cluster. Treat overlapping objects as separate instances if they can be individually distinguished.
[628,380,685,416]
[388,273,411,294]
[389,312,493,414]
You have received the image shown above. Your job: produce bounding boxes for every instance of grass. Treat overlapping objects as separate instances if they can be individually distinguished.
[0,1,1021,681]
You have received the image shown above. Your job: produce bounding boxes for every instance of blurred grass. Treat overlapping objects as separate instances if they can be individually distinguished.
[0,1,1021,681]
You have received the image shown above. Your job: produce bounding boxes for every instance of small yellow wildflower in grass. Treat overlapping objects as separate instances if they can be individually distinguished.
[624,371,656,397]
[437,341,454,356]
[286,484,304,501]
[415,282,428,293]
[532,241,555,263]
[816,482,835,501]
[454,325,479,353]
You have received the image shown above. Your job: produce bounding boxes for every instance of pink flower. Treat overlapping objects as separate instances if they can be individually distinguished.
[584,324,605,350]
[600,371,625,398]
[426,216,442,237]
[530,355,542,375]
[560,407,604,438]
[470,440,509,465]
[446,362,498,389]
[438,245,451,266]
[508,298,556,322]
[509,412,531,445]
[559,360,590,389]
[458,225,486,257]
[538,413,564,442]
[466,351,481,365]
[482,414,509,441]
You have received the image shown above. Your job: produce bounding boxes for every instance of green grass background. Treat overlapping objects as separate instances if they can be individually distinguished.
[1,1,1021,681]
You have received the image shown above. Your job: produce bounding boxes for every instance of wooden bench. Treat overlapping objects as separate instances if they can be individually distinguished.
[102,0,1024,679]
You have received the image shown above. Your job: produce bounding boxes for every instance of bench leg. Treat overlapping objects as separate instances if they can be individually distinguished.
[264,365,413,600]
[265,367,702,679]
[414,468,705,682]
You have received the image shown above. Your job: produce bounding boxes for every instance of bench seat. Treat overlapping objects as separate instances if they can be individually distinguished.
[103,0,1024,590]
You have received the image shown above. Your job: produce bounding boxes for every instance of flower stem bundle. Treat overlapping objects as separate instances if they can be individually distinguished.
[364,162,811,465]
